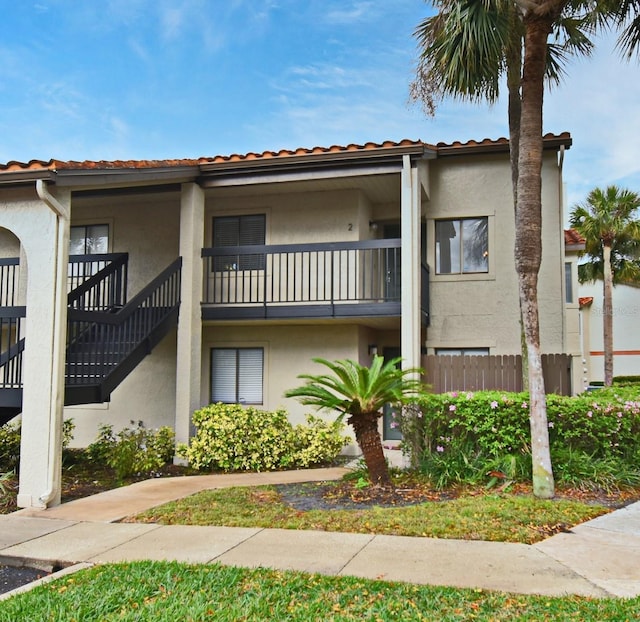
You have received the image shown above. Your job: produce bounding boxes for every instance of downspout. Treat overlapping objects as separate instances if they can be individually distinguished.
[558,145,567,351]
[35,180,69,507]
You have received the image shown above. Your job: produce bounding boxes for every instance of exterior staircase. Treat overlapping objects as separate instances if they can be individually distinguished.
[0,254,181,425]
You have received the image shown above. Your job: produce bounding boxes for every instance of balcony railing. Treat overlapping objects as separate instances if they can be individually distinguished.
[202,239,413,320]
[0,258,20,307]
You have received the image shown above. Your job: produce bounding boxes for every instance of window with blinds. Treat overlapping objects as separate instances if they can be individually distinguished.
[212,214,266,271]
[211,347,264,404]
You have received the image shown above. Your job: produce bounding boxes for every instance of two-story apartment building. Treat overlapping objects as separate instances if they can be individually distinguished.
[0,134,576,508]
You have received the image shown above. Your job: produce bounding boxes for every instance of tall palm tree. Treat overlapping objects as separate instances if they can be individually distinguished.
[570,186,640,385]
[412,0,596,498]
[285,356,424,486]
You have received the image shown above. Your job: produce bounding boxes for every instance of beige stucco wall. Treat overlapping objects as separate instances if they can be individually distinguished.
[70,191,181,295]
[205,188,380,246]
[201,323,363,425]
[65,332,177,447]
[0,226,21,257]
[580,282,640,383]
[424,153,565,355]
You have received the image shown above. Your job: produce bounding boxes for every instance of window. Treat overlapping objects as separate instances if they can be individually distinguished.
[565,262,574,304]
[212,214,265,271]
[211,347,263,404]
[436,218,488,274]
[70,224,109,255]
[436,348,490,356]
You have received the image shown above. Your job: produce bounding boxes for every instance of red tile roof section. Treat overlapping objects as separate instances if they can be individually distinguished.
[0,133,571,173]
[564,229,585,245]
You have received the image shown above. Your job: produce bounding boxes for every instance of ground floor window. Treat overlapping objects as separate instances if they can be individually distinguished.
[210,347,263,404]
[435,348,490,356]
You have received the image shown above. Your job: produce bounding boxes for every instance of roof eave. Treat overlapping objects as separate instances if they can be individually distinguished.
[0,169,55,186]
[53,165,200,189]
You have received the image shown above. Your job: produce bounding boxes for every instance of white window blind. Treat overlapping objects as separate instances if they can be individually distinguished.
[211,347,263,404]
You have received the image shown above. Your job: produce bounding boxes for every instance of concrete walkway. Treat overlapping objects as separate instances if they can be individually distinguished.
[1,467,639,600]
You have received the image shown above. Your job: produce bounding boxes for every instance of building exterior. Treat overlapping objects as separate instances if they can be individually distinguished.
[579,284,640,384]
[0,134,576,508]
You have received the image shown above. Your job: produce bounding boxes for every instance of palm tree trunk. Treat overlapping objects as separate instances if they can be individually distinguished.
[348,412,391,486]
[603,244,614,386]
[515,5,560,499]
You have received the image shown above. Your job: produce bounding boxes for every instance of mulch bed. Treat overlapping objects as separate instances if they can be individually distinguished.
[274,479,640,512]
[274,480,456,511]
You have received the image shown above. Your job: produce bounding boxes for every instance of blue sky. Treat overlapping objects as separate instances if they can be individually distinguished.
[0,0,638,215]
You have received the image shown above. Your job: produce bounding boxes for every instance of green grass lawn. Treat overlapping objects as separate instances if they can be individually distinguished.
[130,483,608,544]
[1,561,637,621]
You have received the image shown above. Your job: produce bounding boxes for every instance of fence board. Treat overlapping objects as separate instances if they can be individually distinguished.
[422,354,571,396]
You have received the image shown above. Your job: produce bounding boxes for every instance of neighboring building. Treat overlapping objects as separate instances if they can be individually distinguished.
[0,134,575,508]
[579,283,640,384]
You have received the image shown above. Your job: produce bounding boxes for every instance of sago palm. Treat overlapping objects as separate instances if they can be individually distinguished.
[570,185,640,386]
[285,356,424,486]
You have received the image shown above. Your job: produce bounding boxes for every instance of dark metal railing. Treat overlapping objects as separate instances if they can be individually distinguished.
[202,239,402,307]
[67,253,128,312]
[66,258,181,386]
[421,262,430,326]
[0,257,20,307]
[0,307,25,389]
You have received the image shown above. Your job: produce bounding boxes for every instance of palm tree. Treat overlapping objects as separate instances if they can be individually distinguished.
[285,356,424,486]
[412,0,597,499]
[570,186,640,385]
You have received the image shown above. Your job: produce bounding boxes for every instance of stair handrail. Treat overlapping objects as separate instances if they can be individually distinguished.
[67,252,129,311]
[67,257,181,325]
[65,257,182,391]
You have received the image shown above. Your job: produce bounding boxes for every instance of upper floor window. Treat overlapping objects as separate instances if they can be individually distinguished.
[565,262,574,304]
[212,214,266,271]
[436,217,488,275]
[70,224,109,255]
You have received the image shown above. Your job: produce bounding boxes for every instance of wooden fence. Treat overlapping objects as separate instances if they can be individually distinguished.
[422,353,572,396]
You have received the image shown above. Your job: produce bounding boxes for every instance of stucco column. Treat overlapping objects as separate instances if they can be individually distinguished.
[15,185,70,508]
[400,155,421,372]
[174,183,204,454]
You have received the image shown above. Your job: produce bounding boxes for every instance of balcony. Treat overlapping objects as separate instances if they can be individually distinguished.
[202,239,430,323]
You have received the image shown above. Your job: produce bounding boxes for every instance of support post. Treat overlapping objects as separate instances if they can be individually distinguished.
[174,183,204,456]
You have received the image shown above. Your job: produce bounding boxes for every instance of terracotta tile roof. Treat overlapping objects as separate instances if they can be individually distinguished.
[0,133,572,174]
[579,297,594,308]
[564,229,585,246]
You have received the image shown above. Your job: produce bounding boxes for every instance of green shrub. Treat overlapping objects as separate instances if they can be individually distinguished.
[182,403,347,472]
[87,423,176,481]
[0,423,21,472]
[398,387,640,489]
[290,415,349,468]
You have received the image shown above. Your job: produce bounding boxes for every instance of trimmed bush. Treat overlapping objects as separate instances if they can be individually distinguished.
[182,403,347,472]
[87,423,175,481]
[398,387,640,489]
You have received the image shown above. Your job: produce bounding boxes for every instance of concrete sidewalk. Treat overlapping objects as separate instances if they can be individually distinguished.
[1,467,639,599]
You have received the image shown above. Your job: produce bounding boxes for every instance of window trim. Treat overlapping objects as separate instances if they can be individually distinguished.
[435,217,489,276]
[435,348,490,356]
